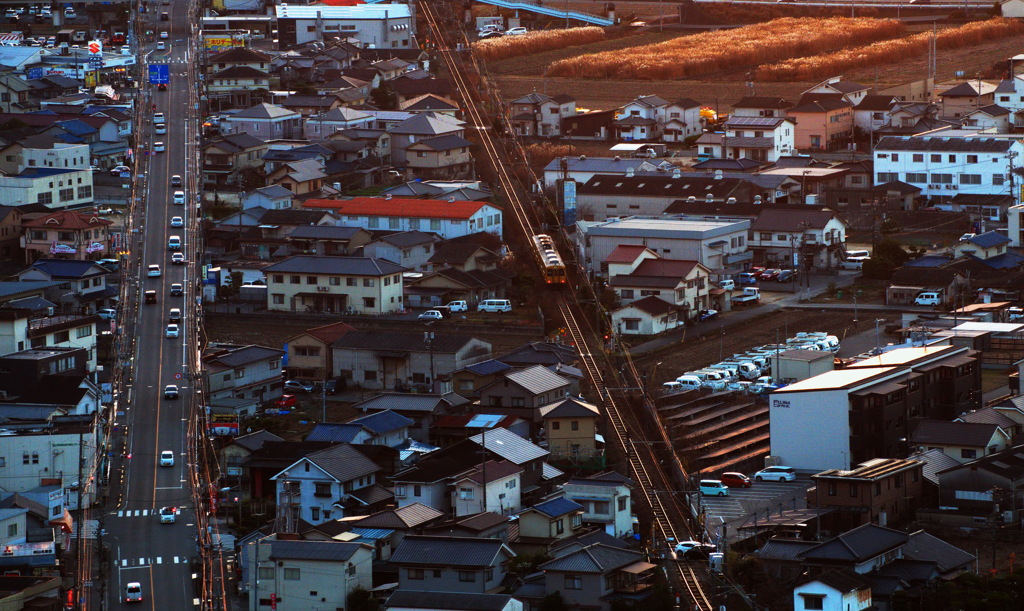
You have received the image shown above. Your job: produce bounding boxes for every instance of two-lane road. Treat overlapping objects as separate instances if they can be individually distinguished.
[103,0,199,607]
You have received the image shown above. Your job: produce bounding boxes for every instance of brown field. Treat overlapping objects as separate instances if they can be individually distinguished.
[473,26,606,61]
[545,17,906,79]
[486,30,678,76]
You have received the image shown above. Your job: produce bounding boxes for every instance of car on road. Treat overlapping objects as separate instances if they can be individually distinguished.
[154,123,167,134]
[274,394,297,409]
[673,540,717,559]
[170,216,183,227]
[777,269,798,283]
[170,283,183,296]
[168,308,181,323]
[165,324,179,338]
[754,465,797,482]
[446,300,468,312]
[159,450,174,467]
[738,272,758,285]
[125,582,143,603]
[147,264,161,277]
[159,30,169,39]
[96,308,117,321]
[756,268,782,281]
[157,83,167,91]
[170,174,181,186]
[145,290,157,304]
[109,165,131,175]
[506,26,527,35]
[153,141,164,153]
[63,6,76,19]
[164,384,178,399]
[840,256,868,270]
[159,506,176,524]
[171,252,185,265]
[418,309,444,322]
[699,479,729,496]
[284,379,315,393]
[156,41,166,50]
[697,309,719,322]
[720,472,752,488]
[173,190,185,204]
[478,29,503,39]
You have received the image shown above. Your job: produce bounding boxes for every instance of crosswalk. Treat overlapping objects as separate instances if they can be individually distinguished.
[119,555,190,567]
[70,520,101,540]
[114,508,186,518]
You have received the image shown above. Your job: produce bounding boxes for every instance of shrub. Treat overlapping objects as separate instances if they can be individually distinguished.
[545,17,904,80]
[474,26,606,61]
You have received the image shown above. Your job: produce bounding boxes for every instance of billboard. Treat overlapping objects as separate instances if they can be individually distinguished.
[148,64,169,85]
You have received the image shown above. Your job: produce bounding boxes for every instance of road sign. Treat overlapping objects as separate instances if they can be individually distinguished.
[148,64,169,85]
[174,373,183,380]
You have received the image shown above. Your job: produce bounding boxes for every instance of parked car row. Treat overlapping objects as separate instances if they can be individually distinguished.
[697,466,798,497]
[418,299,512,321]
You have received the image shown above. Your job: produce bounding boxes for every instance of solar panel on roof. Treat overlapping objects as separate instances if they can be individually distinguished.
[467,414,504,428]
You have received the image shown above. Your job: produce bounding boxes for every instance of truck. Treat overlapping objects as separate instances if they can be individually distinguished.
[732,287,761,306]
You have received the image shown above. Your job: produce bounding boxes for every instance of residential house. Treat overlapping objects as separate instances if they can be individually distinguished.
[469,428,551,502]
[272,443,382,524]
[305,410,413,448]
[404,134,474,180]
[0,347,88,395]
[450,460,523,517]
[400,93,461,116]
[25,317,101,371]
[793,570,873,611]
[219,430,283,498]
[562,472,634,538]
[538,397,600,460]
[697,116,795,162]
[873,136,1024,202]
[947,193,1015,224]
[511,497,584,555]
[508,92,576,137]
[610,296,678,336]
[362,231,441,271]
[804,77,871,105]
[389,535,515,594]
[303,197,503,239]
[808,458,925,532]
[0,205,24,259]
[934,443,1024,516]
[786,93,855,151]
[953,230,1011,259]
[747,208,848,270]
[202,132,269,190]
[430,413,526,449]
[910,419,1010,463]
[221,103,303,140]
[203,344,284,403]
[540,156,669,191]
[448,360,513,398]
[875,101,955,137]
[349,503,446,552]
[209,47,272,72]
[244,537,373,611]
[477,365,572,425]
[21,211,112,263]
[0,415,100,508]
[286,225,372,257]
[607,255,711,317]
[963,104,1011,131]
[732,96,791,118]
[0,137,89,175]
[391,78,454,106]
[17,258,116,312]
[423,511,511,542]
[303,106,375,140]
[207,66,271,108]
[797,523,909,575]
[614,94,668,141]
[0,71,35,112]
[386,591,522,611]
[498,342,578,369]
[263,256,406,315]
[853,95,899,134]
[993,75,1024,126]
[335,330,491,391]
[283,321,355,381]
[560,108,616,141]
[240,185,293,211]
[388,112,466,167]
[939,80,997,119]
[427,242,500,273]
[662,98,703,142]
[534,544,657,611]
[404,267,512,308]
[886,267,963,306]
[280,93,348,118]
[352,392,468,445]
[265,158,326,195]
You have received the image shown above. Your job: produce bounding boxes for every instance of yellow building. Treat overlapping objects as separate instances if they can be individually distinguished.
[539,397,600,459]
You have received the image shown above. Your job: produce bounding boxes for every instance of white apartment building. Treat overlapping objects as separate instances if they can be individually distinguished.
[874,136,1024,202]
[1,416,100,509]
[264,255,406,315]
[0,168,94,209]
[705,116,796,163]
[303,197,503,240]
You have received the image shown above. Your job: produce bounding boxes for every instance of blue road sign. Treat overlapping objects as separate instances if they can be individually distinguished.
[148,64,169,85]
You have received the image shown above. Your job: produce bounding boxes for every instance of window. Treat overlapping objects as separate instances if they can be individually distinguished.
[53,330,70,343]
[802,595,825,610]
[395,484,406,497]
[77,186,92,199]
[571,421,579,431]
[891,153,899,161]
[306,276,318,285]
[624,319,639,331]
[363,278,375,287]
[458,571,475,582]
[59,188,74,202]
[912,154,923,162]
[552,421,560,430]
[930,173,953,184]
[994,174,1005,185]
[760,232,772,241]
[347,278,357,286]
[310,507,319,521]
[905,173,927,183]
[389,218,400,229]
[618,496,628,511]
[564,574,582,590]
[76,325,92,338]
[290,275,301,284]
[555,520,564,534]
[283,568,300,581]
[273,274,284,283]
[272,294,284,305]
[363,297,376,308]
[408,568,424,580]
[314,482,331,497]
[960,174,982,185]
[367,217,379,228]
[877,172,899,183]
[967,155,978,164]
[430,219,441,230]
[414,484,422,497]
[364,370,377,381]
[485,567,494,581]
[459,487,475,500]
[962,448,977,459]
[258,567,274,579]
[329,277,341,286]
[620,289,634,299]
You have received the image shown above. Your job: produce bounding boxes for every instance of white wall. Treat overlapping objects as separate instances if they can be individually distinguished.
[769,389,850,471]
[874,139,1024,200]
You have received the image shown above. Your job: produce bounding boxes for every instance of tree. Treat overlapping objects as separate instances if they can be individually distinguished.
[539,592,566,611]
[370,82,398,110]
[861,238,911,280]
[347,587,379,611]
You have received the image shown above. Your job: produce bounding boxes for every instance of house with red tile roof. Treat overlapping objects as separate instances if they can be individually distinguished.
[21,211,112,263]
[284,321,357,380]
[303,196,503,239]
[604,245,658,278]
[607,255,711,320]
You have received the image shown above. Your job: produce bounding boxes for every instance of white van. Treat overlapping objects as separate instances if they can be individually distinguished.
[707,363,739,380]
[699,480,729,496]
[914,291,942,306]
[154,141,165,152]
[662,381,683,393]
[477,299,511,313]
[167,235,181,250]
[674,375,703,391]
[840,256,869,270]
[720,361,760,380]
[846,250,870,259]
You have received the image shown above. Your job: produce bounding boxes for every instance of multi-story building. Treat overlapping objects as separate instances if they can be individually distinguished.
[605,250,712,316]
[244,537,374,611]
[562,472,634,538]
[0,415,101,509]
[203,344,285,403]
[221,103,303,140]
[809,458,925,531]
[873,136,1023,202]
[17,259,117,313]
[746,208,848,270]
[27,315,101,371]
[303,197,503,240]
[272,443,382,523]
[21,210,112,263]
[387,112,465,167]
[263,255,406,315]
[201,133,268,190]
[449,459,523,517]
[274,3,414,48]
[575,171,768,221]
[390,535,516,594]
[787,93,854,151]
[0,137,90,174]
[698,116,795,162]
[283,321,355,381]
[538,397,601,460]
[535,544,657,611]
[508,92,576,137]
[0,167,94,210]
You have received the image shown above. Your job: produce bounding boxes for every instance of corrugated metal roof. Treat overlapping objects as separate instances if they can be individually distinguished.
[352,392,461,413]
[539,543,643,573]
[469,427,548,465]
[542,463,564,481]
[502,365,570,395]
[269,539,364,562]
[349,527,394,541]
[350,409,415,434]
[352,502,444,529]
[538,398,600,419]
[301,444,381,483]
[389,535,513,568]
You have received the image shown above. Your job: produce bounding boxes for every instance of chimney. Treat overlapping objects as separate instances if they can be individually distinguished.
[626,167,634,177]
[687,196,696,202]
[714,170,723,180]
[706,193,714,203]
[754,195,763,205]
[726,197,737,204]
[672,167,681,179]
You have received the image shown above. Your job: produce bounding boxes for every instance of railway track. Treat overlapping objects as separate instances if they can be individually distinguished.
[418,4,717,608]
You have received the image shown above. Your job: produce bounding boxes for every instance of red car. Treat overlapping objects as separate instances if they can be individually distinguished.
[757,268,782,281]
[274,394,297,409]
[721,472,752,488]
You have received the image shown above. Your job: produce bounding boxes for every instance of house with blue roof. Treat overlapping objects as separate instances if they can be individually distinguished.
[305,409,413,447]
[953,230,1012,260]
[18,259,117,311]
[449,358,512,397]
[510,496,584,555]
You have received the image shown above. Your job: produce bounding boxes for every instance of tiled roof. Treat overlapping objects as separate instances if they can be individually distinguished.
[540,156,660,174]
[25,259,108,279]
[464,359,512,376]
[512,92,554,105]
[469,427,547,465]
[334,330,479,354]
[749,208,838,231]
[965,230,1012,249]
[798,524,909,563]
[390,535,513,567]
[351,392,467,413]
[23,211,111,229]
[16,375,89,406]
[499,342,577,367]
[756,538,818,561]
[385,591,514,611]
[724,116,790,128]
[530,496,583,518]
[876,136,1013,153]
[903,530,975,573]
[604,244,653,264]
[889,266,959,287]
[389,112,465,135]
[935,443,1024,479]
[633,94,668,107]
[538,397,599,419]
[264,255,405,276]
[287,226,364,241]
[212,66,269,79]
[907,448,962,484]
[351,502,444,529]
[408,134,473,151]
[375,230,439,248]
[911,419,1001,447]
[211,47,271,63]
[799,569,872,593]
[455,459,524,485]
[300,443,382,482]
[941,80,997,97]
[230,102,298,119]
[348,483,394,507]
[269,539,364,562]
[539,543,644,573]
[500,364,570,395]
[856,95,897,111]
[204,345,284,368]
[258,208,333,225]
[231,430,283,452]
[956,406,1017,429]
[349,409,415,434]
[303,197,489,220]
[439,511,511,533]
[296,321,355,345]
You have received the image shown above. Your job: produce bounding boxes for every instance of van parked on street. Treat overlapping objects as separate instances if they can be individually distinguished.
[477,299,511,313]
[699,480,729,496]
[914,291,942,306]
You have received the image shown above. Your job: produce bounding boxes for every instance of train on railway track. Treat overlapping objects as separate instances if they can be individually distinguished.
[532,234,567,284]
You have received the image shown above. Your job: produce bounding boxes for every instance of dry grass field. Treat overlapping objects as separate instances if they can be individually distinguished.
[473,26,606,61]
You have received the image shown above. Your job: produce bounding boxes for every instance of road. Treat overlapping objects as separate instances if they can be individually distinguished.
[101,0,201,607]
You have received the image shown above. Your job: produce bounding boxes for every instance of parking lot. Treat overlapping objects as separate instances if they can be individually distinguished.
[690,474,813,544]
